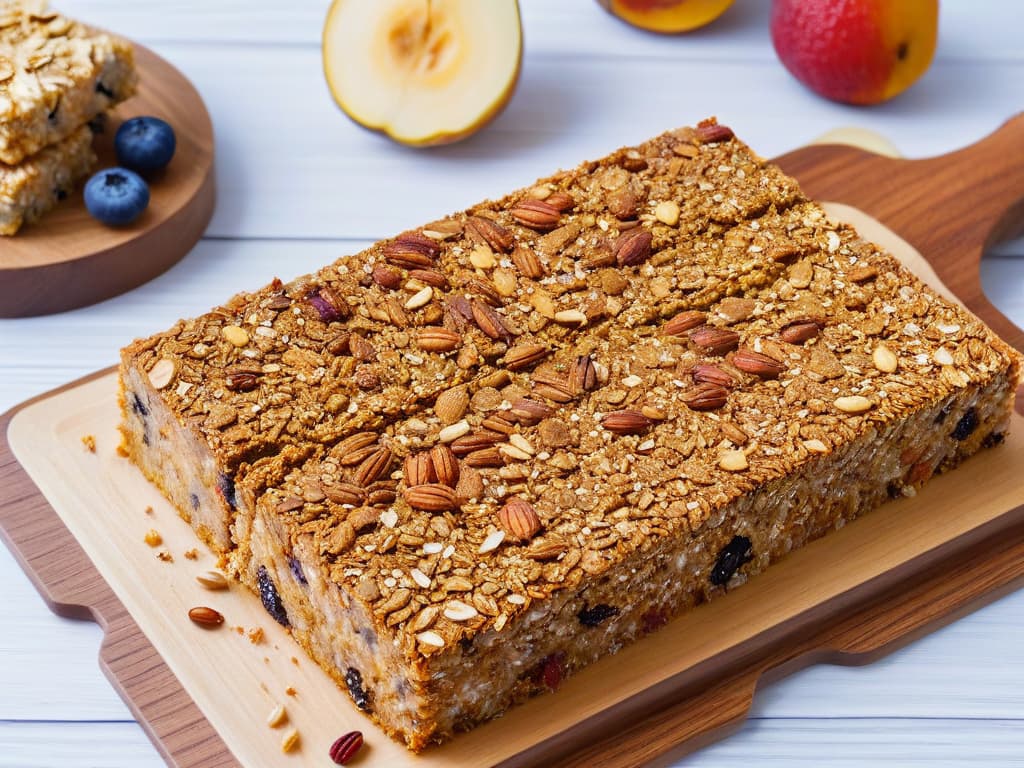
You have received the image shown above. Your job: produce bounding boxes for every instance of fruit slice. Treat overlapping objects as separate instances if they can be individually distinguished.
[323,0,522,146]
[597,0,735,34]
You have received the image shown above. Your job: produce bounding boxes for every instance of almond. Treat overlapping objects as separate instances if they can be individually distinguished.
[510,199,561,231]
[450,431,504,457]
[498,499,542,541]
[354,447,393,487]
[404,484,459,512]
[511,245,545,279]
[664,310,707,337]
[695,121,734,144]
[470,300,514,342]
[188,606,224,628]
[546,191,575,212]
[504,343,551,371]
[691,363,738,388]
[429,444,460,488]
[715,297,757,324]
[372,264,402,290]
[404,452,436,487]
[779,318,822,345]
[731,348,786,378]
[464,447,505,468]
[434,386,469,425]
[690,326,740,356]
[614,229,653,267]
[416,326,461,353]
[681,383,729,411]
[601,409,652,435]
[468,215,514,252]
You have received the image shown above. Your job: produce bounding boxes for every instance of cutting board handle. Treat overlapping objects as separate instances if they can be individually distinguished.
[776,112,1024,355]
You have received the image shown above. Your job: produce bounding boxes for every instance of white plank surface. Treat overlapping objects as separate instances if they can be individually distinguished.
[2,0,1023,766]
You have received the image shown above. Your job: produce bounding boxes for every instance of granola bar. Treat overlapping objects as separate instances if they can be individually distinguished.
[118,120,1021,750]
[0,120,93,234]
[0,0,136,165]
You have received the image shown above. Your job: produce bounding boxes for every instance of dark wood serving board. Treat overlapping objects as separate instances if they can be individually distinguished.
[1,115,1023,768]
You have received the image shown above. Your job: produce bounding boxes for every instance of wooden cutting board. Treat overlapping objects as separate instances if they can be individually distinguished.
[1,115,1023,768]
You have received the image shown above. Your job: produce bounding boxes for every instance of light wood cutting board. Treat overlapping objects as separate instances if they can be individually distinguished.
[1,116,1023,767]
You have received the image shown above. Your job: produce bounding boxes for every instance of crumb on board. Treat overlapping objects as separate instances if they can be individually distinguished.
[157,551,173,563]
[291,656,299,667]
[116,444,129,458]
[285,686,297,697]
[280,728,300,753]
[144,505,154,515]
[184,548,199,560]
[81,435,96,452]
[267,703,288,728]
[248,627,265,645]
[144,529,162,547]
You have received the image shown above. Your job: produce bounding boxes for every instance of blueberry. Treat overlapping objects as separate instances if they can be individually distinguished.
[84,168,149,226]
[115,116,176,173]
[257,566,289,627]
[710,535,753,587]
[344,667,372,711]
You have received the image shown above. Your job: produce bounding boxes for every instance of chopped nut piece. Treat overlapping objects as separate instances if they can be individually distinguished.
[872,345,899,373]
[196,570,229,590]
[443,600,480,621]
[478,529,506,554]
[144,529,162,547]
[834,395,873,414]
[221,325,249,347]
[267,704,288,728]
[438,420,471,443]
[280,728,300,753]
[719,450,748,472]
[148,358,176,389]
[81,434,96,453]
[654,200,681,226]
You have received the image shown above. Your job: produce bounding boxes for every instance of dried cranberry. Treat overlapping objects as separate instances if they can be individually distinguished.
[344,667,372,711]
[307,289,344,323]
[577,604,619,627]
[533,651,567,692]
[710,535,753,587]
[641,608,669,634]
[257,566,289,626]
[951,408,979,441]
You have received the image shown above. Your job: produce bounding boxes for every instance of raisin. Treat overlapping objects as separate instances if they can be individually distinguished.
[189,493,200,511]
[532,651,566,692]
[459,637,477,656]
[710,535,753,587]
[217,473,237,510]
[951,408,978,441]
[54,187,68,201]
[344,667,372,711]
[887,482,902,499]
[982,431,1005,449]
[577,604,619,627]
[641,608,669,634]
[130,392,149,418]
[257,566,289,626]
[288,556,307,585]
[47,104,59,124]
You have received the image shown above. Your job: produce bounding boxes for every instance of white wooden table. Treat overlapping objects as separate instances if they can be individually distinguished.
[2,1,1023,765]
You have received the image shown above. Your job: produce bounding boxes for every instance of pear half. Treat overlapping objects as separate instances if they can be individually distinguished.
[323,0,522,147]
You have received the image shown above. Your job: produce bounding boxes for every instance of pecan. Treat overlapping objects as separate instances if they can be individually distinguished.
[663,310,707,337]
[681,383,729,411]
[510,198,561,230]
[329,731,364,765]
[511,245,545,279]
[525,539,568,561]
[404,452,436,487]
[481,414,516,435]
[445,295,476,331]
[416,326,461,352]
[404,484,459,512]
[570,355,599,394]
[470,300,514,342]
[409,268,449,288]
[275,496,304,514]
[463,276,503,307]
[691,363,738,388]
[499,498,542,541]
[509,397,555,425]
[504,343,551,371]
[333,432,379,463]
[325,332,351,356]
[430,444,460,487]
[601,409,653,435]
[464,447,505,468]
[614,229,653,267]
[690,326,740,355]
[371,264,402,290]
[188,606,224,628]
[353,447,392,487]
[383,231,440,269]
[779,317,823,345]
[731,348,786,378]
[467,215,514,252]
[385,298,410,327]
[695,120,734,143]
[322,482,366,506]
[531,369,575,402]
[546,191,576,211]
[224,367,260,392]
[450,431,504,457]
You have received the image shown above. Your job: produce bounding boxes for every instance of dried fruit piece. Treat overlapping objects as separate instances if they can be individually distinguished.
[613,228,653,267]
[329,731,364,765]
[498,498,542,541]
[307,287,348,323]
[188,606,224,627]
[951,408,978,440]
[710,535,752,586]
[601,409,652,435]
[258,566,289,627]
[731,348,786,378]
[404,484,459,511]
[690,326,740,356]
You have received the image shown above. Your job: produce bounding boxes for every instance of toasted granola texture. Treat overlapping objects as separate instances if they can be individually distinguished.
[0,0,137,165]
[118,119,1022,751]
[0,120,93,234]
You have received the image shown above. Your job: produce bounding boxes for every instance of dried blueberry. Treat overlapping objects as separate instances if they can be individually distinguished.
[189,492,200,511]
[130,392,149,418]
[710,535,753,587]
[257,565,289,627]
[951,408,978,441]
[344,667,372,711]
[288,555,307,586]
[982,431,1006,449]
[577,604,619,627]
[217,473,237,510]
[887,482,902,499]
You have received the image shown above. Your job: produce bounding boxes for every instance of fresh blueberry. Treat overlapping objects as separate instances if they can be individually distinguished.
[115,116,176,173]
[84,168,150,226]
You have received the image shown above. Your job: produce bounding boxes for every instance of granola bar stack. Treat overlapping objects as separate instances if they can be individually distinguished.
[0,0,136,235]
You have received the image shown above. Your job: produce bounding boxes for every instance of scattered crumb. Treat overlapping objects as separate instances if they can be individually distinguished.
[157,551,173,563]
[116,444,129,458]
[267,703,288,728]
[184,548,199,561]
[144,505,154,515]
[285,686,297,697]
[81,435,96,453]
[260,682,270,694]
[144,529,162,547]
[280,728,300,753]
[290,656,299,667]
[264,657,270,664]
[234,626,245,636]
[248,627,265,645]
